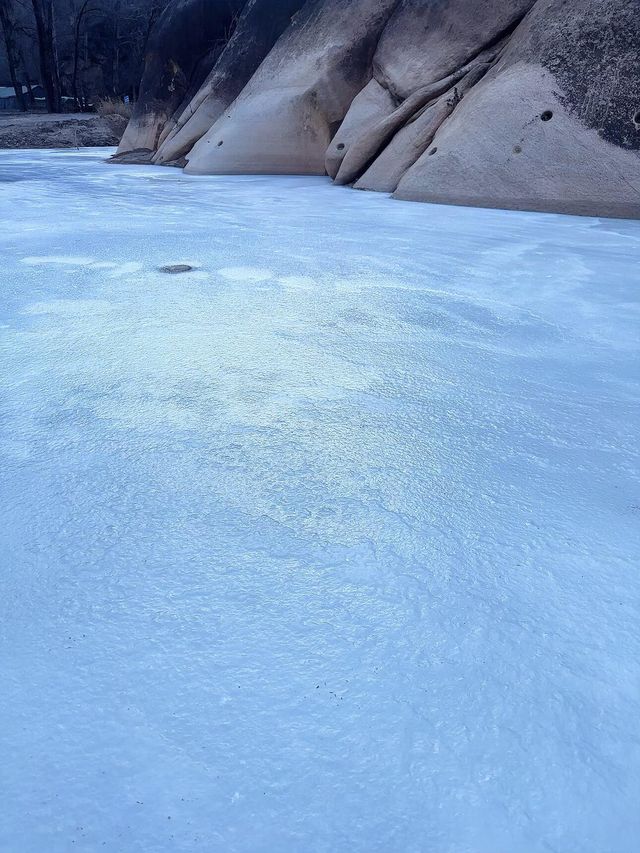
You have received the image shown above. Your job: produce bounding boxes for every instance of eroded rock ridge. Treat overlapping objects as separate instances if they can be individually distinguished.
[114,0,640,218]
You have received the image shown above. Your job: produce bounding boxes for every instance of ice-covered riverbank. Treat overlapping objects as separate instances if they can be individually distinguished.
[1,149,639,852]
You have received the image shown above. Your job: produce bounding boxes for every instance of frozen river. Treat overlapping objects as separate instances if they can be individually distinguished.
[1,149,639,852]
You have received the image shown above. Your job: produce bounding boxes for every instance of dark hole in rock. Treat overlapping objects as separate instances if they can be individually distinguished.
[336,143,345,151]
[513,144,522,154]
[217,140,224,147]
[428,147,438,156]
[633,110,640,127]
[540,110,553,122]
[160,264,194,274]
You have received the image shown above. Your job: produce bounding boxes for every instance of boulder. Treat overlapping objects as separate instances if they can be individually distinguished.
[394,0,640,217]
[184,0,398,175]
[116,0,245,156]
[329,0,536,185]
[153,0,306,165]
[355,61,493,193]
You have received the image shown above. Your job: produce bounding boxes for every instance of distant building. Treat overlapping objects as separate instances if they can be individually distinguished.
[0,84,58,111]
[0,86,28,111]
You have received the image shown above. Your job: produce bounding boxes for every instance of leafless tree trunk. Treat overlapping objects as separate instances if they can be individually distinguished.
[72,0,95,109]
[0,0,27,110]
[17,44,36,106]
[112,0,121,95]
[31,0,61,112]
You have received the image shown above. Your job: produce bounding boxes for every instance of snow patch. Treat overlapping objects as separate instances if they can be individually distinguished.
[277,275,317,290]
[23,299,116,316]
[218,266,273,282]
[21,255,95,266]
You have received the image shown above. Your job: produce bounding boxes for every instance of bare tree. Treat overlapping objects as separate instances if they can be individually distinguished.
[30,0,61,111]
[0,0,173,109]
[71,0,99,108]
[109,0,121,95]
[0,0,27,109]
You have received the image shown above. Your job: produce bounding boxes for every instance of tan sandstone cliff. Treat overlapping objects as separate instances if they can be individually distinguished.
[114,0,640,219]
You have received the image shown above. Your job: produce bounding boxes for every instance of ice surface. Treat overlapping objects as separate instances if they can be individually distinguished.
[1,148,639,853]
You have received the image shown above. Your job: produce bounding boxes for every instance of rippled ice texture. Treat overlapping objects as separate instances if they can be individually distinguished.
[1,149,639,853]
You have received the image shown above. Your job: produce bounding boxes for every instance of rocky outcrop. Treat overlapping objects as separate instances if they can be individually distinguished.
[114,0,640,218]
[329,0,536,183]
[185,0,398,175]
[394,0,640,217]
[116,0,246,157]
[153,0,306,165]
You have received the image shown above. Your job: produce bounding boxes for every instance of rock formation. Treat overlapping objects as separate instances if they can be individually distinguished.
[114,0,640,218]
[152,0,306,165]
[116,0,246,158]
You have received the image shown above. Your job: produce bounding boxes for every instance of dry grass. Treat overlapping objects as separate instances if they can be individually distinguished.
[95,97,133,119]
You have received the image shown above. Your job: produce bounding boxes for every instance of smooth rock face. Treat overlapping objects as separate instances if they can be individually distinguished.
[153,0,306,165]
[395,0,640,217]
[116,0,245,155]
[184,0,398,175]
[324,78,396,180]
[373,0,536,99]
[330,0,535,186]
[117,0,640,218]
[355,64,487,193]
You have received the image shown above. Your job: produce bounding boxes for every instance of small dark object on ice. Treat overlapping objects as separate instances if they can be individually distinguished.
[159,264,194,274]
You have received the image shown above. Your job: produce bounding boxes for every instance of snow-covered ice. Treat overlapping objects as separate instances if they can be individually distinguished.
[1,148,639,852]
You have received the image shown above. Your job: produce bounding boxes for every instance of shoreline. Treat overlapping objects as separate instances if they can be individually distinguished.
[0,112,126,150]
